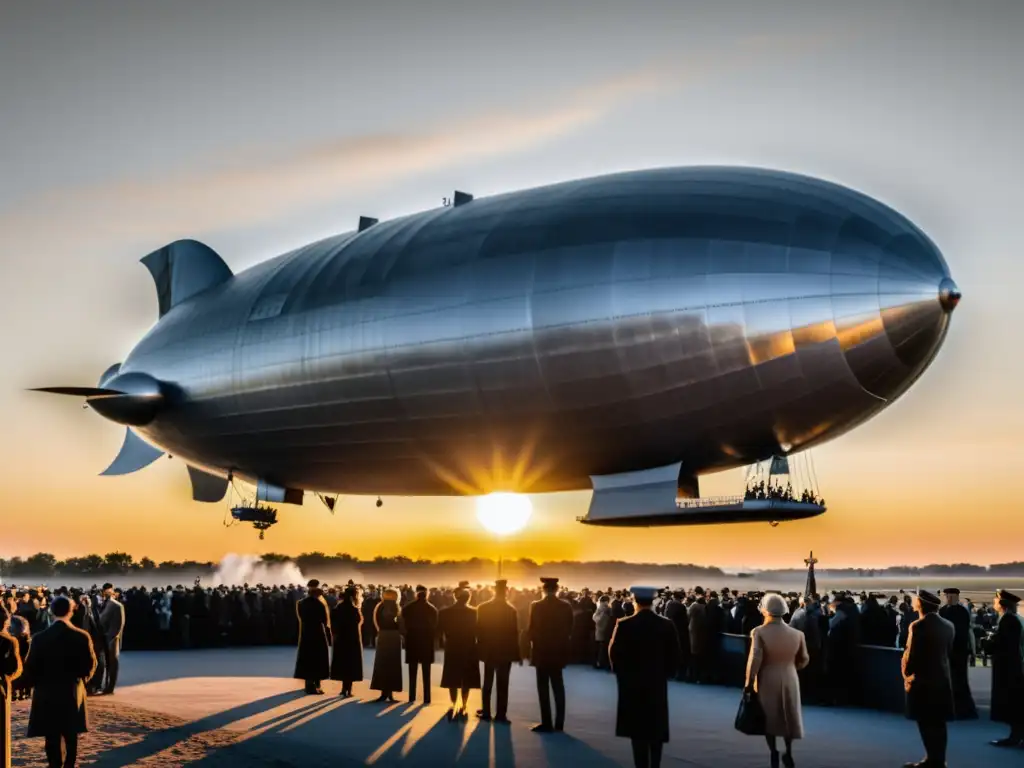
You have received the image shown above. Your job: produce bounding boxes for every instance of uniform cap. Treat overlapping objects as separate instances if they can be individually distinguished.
[629,586,659,601]
[307,579,320,589]
[540,577,559,587]
[996,589,1021,604]
[495,579,508,589]
[942,588,960,595]
[915,590,941,606]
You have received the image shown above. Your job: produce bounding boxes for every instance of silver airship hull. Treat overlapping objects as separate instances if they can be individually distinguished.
[97,167,956,509]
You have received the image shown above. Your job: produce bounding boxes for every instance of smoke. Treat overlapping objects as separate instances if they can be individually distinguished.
[209,554,306,588]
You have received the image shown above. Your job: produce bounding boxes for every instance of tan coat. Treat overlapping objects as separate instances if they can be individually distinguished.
[745,620,810,738]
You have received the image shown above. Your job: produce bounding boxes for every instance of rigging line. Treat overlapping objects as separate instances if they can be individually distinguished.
[808,450,820,495]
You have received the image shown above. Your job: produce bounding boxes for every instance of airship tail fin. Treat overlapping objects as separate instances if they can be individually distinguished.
[187,465,229,503]
[101,428,165,476]
[141,239,233,318]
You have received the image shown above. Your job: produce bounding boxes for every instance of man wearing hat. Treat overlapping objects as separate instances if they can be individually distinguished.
[1,604,24,768]
[293,579,332,695]
[989,589,1024,747]
[476,579,520,723]
[664,591,690,682]
[938,588,977,719]
[524,578,573,732]
[901,590,955,768]
[609,586,680,768]
[96,583,124,696]
[400,585,438,705]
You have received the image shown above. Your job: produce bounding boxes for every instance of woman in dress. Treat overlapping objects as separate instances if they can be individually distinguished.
[330,586,364,698]
[744,593,810,768]
[370,588,403,702]
[437,588,480,720]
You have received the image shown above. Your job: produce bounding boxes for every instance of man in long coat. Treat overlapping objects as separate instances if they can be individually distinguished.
[293,579,332,695]
[609,586,680,768]
[96,584,124,695]
[2,605,24,768]
[989,589,1024,747]
[475,579,520,723]
[25,596,97,768]
[938,587,978,720]
[329,586,364,698]
[524,577,574,733]
[663,591,690,682]
[437,588,479,719]
[901,590,955,768]
[400,585,438,705]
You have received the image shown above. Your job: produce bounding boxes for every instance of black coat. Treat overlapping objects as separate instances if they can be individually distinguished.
[609,610,680,743]
[664,600,690,664]
[526,596,574,669]
[329,601,363,682]
[1,631,22,699]
[293,595,332,681]
[901,612,955,722]
[938,603,977,718]
[990,612,1024,726]
[438,603,480,689]
[400,598,438,665]
[25,621,97,737]
[476,597,520,665]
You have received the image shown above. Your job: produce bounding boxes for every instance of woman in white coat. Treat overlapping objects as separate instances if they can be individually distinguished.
[744,593,810,768]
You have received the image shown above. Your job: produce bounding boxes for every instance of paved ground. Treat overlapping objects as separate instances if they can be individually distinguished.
[9,647,1020,767]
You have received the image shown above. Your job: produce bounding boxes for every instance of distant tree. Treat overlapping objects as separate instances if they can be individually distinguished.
[24,553,58,576]
[139,557,157,570]
[103,552,135,573]
[261,553,292,564]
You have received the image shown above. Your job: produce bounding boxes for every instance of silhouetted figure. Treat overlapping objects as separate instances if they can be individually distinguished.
[2,605,24,768]
[525,577,574,733]
[476,579,520,722]
[687,588,709,683]
[593,596,614,671]
[663,591,690,681]
[400,585,438,705]
[609,586,680,768]
[789,595,824,704]
[437,588,479,720]
[901,590,955,768]
[293,579,332,695]
[95,584,124,696]
[938,588,978,720]
[826,594,862,706]
[370,589,402,702]
[361,590,380,648]
[329,586,363,698]
[989,589,1024,747]
[25,596,97,768]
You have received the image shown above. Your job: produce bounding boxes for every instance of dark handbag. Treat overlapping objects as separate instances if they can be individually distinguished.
[734,687,766,735]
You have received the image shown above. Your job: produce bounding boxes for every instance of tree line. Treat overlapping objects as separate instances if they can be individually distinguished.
[2,551,1023,581]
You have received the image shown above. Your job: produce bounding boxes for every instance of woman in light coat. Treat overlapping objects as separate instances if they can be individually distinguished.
[744,593,810,768]
[593,595,614,670]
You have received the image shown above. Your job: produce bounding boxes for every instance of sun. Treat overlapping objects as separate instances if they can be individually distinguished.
[476,492,533,536]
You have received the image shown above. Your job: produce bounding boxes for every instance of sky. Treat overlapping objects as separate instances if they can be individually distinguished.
[1,1,1022,571]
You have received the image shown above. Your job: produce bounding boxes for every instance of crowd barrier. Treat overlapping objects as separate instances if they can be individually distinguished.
[717,634,905,713]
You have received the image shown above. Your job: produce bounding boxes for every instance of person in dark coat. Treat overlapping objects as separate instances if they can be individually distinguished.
[663,591,690,682]
[437,588,479,720]
[95,584,124,696]
[901,590,955,768]
[475,579,520,723]
[609,586,680,768]
[400,585,438,705]
[25,596,97,768]
[293,579,332,695]
[938,587,978,720]
[989,589,1024,747]
[2,605,24,768]
[370,588,402,702]
[524,577,574,733]
[329,586,363,698]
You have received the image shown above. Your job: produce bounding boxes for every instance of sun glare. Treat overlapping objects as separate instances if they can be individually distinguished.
[476,492,533,536]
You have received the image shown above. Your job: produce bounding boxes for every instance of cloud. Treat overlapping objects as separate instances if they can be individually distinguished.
[0,66,669,253]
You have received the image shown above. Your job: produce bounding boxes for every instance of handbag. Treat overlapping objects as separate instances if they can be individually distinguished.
[734,687,767,735]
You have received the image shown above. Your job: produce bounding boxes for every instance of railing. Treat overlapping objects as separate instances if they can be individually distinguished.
[674,494,745,509]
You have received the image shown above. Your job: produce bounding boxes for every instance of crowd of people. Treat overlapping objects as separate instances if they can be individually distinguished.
[743,480,825,507]
[2,578,1023,768]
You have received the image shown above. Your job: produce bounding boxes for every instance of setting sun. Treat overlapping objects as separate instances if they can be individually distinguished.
[475,492,533,536]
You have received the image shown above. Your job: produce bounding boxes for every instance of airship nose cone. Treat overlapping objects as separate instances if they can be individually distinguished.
[939,277,961,313]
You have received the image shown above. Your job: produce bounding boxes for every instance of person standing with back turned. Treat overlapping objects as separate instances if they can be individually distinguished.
[524,577,573,733]
[609,585,681,768]
[901,590,955,768]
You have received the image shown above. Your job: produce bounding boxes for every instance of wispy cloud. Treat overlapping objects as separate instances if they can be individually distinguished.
[0,66,669,253]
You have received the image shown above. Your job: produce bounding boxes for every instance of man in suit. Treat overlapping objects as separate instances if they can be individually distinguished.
[95,584,124,696]
[293,579,332,695]
[901,589,955,768]
[25,595,97,768]
[609,586,680,768]
[2,604,24,768]
[989,589,1024,747]
[476,579,520,723]
[400,585,438,704]
[663,591,690,682]
[524,577,574,733]
[938,587,978,720]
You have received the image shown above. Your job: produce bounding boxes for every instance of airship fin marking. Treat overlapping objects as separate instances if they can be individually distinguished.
[187,465,229,503]
[100,428,165,476]
[141,239,233,318]
[358,216,379,232]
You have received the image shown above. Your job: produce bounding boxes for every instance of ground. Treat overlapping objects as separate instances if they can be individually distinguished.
[8,648,1020,767]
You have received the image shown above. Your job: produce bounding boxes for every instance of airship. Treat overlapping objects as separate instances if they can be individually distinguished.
[34,167,960,529]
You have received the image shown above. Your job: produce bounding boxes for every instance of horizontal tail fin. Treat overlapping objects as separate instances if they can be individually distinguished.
[141,239,232,318]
